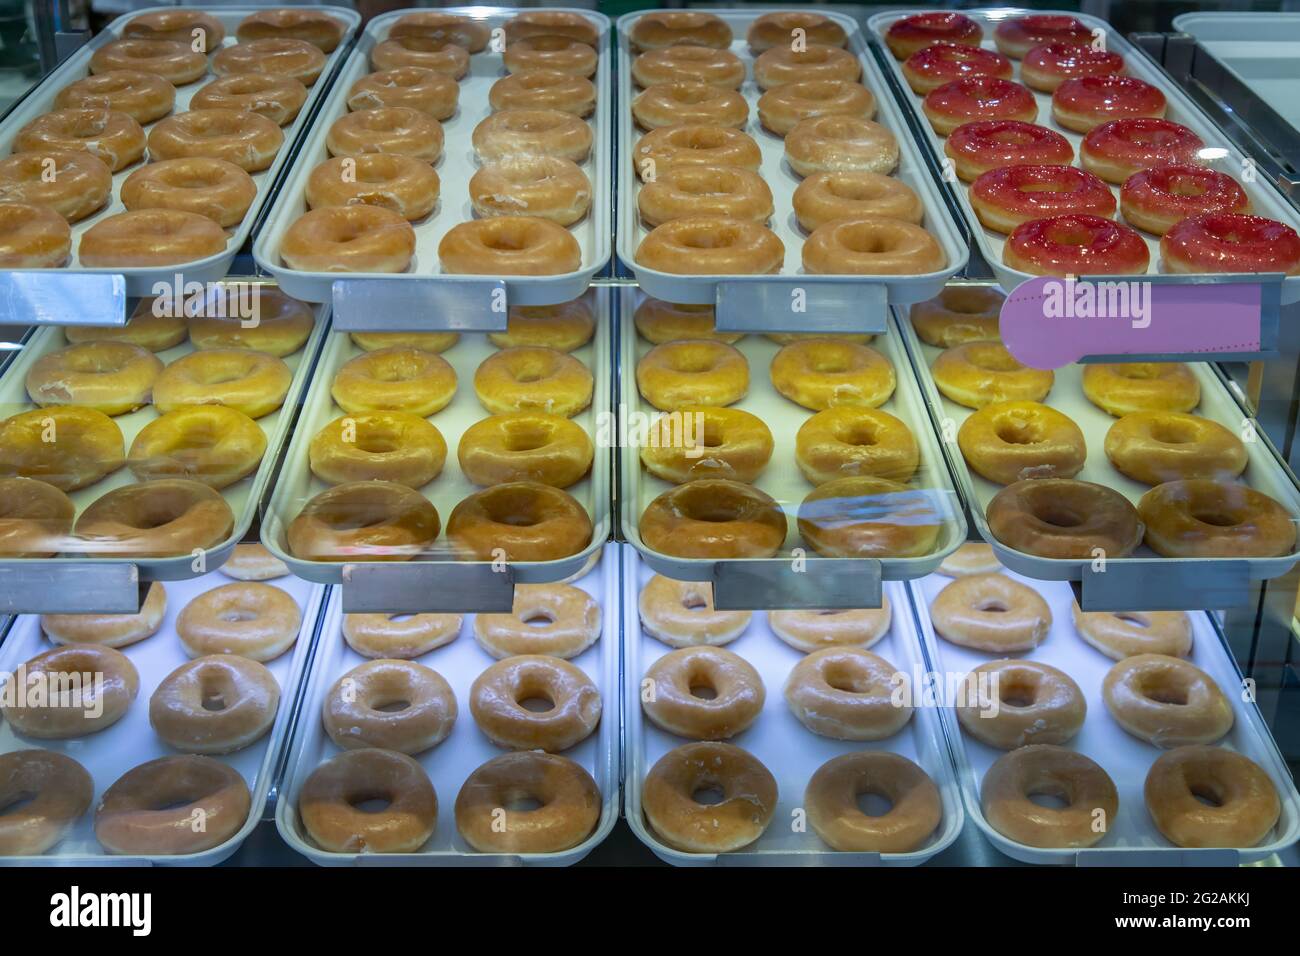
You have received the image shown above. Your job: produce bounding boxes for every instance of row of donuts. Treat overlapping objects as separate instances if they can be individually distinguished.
[278,9,603,279]
[0,8,347,271]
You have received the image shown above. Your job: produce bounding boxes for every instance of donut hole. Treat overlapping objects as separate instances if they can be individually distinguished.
[371,696,412,714]
[523,610,557,628]
[63,347,133,374]
[854,789,895,817]
[523,36,579,53]
[354,428,403,454]
[967,345,1021,373]
[822,662,877,694]
[1030,504,1085,529]
[199,676,233,711]
[665,86,721,106]
[505,355,559,383]
[1113,613,1150,628]
[1149,421,1199,445]
[0,791,36,816]
[837,225,903,255]
[159,166,228,190]
[1137,675,1189,706]
[691,784,726,806]
[502,421,555,452]
[998,676,1038,708]
[993,419,1044,445]
[677,223,741,250]
[975,599,1009,614]
[1189,783,1226,808]
[680,591,710,611]
[1024,786,1071,811]
[670,128,728,151]
[347,791,394,814]
[503,792,544,812]
[1162,173,1209,198]
[1189,508,1241,528]
[218,608,258,624]
[518,695,555,713]
[665,351,720,374]
[1112,364,1164,380]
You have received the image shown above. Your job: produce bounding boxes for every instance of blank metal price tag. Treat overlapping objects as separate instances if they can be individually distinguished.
[715,279,889,334]
[331,278,508,332]
[0,273,127,327]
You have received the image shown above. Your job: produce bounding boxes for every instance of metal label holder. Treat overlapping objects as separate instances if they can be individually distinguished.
[1075,847,1239,867]
[1075,559,1253,612]
[341,562,517,613]
[715,279,890,334]
[331,277,509,332]
[709,557,882,611]
[0,562,145,614]
[0,273,128,327]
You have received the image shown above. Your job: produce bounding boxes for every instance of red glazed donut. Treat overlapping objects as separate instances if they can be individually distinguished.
[1161,213,1300,276]
[945,120,1072,182]
[994,14,1094,59]
[971,165,1116,234]
[1022,42,1125,92]
[1080,118,1205,184]
[1120,164,1249,235]
[902,43,1011,94]
[1052,75,1166,133]
[885,12,982,60]
[1005,214,1149,276]
[923,77,1036,136]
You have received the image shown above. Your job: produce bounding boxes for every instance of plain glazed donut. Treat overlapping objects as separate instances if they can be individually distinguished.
[186,287,314,356]
[785,646,912,740]
[643,742,776,853]
[1082,363,1200,417]
[15,108,145,172]
[938,541,1001,576]
[350,331,458,353]
[1138,479,1297,559]
[981,745,1118,848]
[371,35,469,78]
[638,165,772,227]
[641,405,773,484]
[148,108,283,173]
[280,204,417,274]
[323,659,456,755]
[455,752,601,854]
[473,583,601,660]
[793,171,922,232]
[637,340,749,410]
[932,342,1053,409]
[0,201,70,267]
[804,216,945,276]
[332,345,457,417]
[469,157,590,226]
[81,208,229,268]
[150,654,280,754]
[637,48,742,92]
[127,405,265,489]
[885,12,983,60]
[470,654,601,751]
[987,478,1143,560]
[1103,654,1233,747]
[958,400,1085,485]
[95,756,251,855]
[55,69,174,124]
[490,69,596,117]
[153,348,291,419]
[237,8,345,52]
[121,157,256,228]
[637,216,784,276]
[0,644,138,738]
[629,12,732,52]
[176,582,301,662]
[769,601,892,653]
[439,217,582,277]
[505,36,597,79]
[288,481,440,562]
[785,115,898,177]
[447,481,593,562]
[795,406,918,485]
[0,751,93,855]
[1145,746,1281,849]
[212,37,325,87]
[638,575,751,648]
[343,612,462,659]
[389,11,489,51]
[221,542,289,581]
[634,126,761,180]
[473,108,591,163]
[348,67,457,119]
[749,11,847,51]
[0,404,124,490]
[642,645,764,740]
[326,107,443,163]
[73,478,234,558]
[1072,605,1192,660]
[41,581,166,648]
[492,301,595,352]
[806,752,942,853]
[310,411,446,488]
[123,9,224,48]
[90,38,206,85]
[634,299,741,344]
[505,10,599,47]
[0,150,111,223]
[66,301,185,351]
[930,573,1051,652]
[956,659,1086,749]
[633,83,747,130]
[474,346,592,417]
[756,44,860,90]
[911,286,1003,347]
[640,479,786,559]
[771,339,895,410]
[298,748,436,853]
[0,478,73,558]
[458,412,592,489]
[798,476,943,558]
[1105,412,1246,485]
[193,73,307,125]
[758,81,875,137]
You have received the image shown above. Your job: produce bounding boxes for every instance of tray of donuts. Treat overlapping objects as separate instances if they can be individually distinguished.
[0,281,328,581]
[897,282,1300,584]
[614,9,968,306]
[0,6,361,296]
[620,292,968,588]
[867,9,1300,296]
[260,292,610,587]
[621,547,964,865]
[251,7,612,307]
[0,561,327,865]
[273,544,619,865]
[907,557,1300,863]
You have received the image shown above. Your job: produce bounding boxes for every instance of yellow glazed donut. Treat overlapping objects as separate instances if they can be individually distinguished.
[186,287,314,356]
[297,749,436,854]
[0,405,124,491]
[911,286,1004,347]
[78,209,227,268]
[0,478,74,558]
[1071,604,1192,660]
[472,108,592,163]
[795,406,918,484]
[279,205,416,274]
[981,745,1118,848]
[1082,363,1200,416]
[458,412,592,489]
[633,126,761,180]
[1138,479,1297,558]
[636,216,784,276]
[89,38,206,85]
[473,583,601,659]
[769,601,892,653]
[640,479,786,559]
[147,109,284,173]
[447,481,592,562]
[150,654,280,754]
[1102,654,1234,747]
[634,299,742,345]
[641,742,776,853]
[640,405,773,483]
[805,752,941,853]
[326,106,444,163]
[15,108,145,172]
[770,339,895,410]
[347,67,458,119]
[469,157,590,226]
[237,8,345,52]
[350,331,458,353]
[212,37,326,86]
[803,217,946,276]
[956,659,1086,749]
[793,171,923,232]
[67,306,180,353]
[95,756,250,855]
[343,612,461,659]
[785,115,897,176]
[56,69,175,124]
[931,342,1053,408]
[637,340,749,410]
[332,346,457,417]
[930,573,1051,652]
[220,542,289,581]
[310,411,446,488]
[455,752,601,854]
[758,80,875,137]
[0,201,70,267]
[153,348,292,419]
[0,751,93,855]
[0,644,138,738]
[642,645,764,739]
[288,481,440,562]
[637,165,773,227]
[958,401,1086,485]
[192,73,308,126]
[989,478,1143,560]
[938,542,1002,576]
[121,157,256,228]
[785,646,913,740]
[0,149,113,221]
[1104,412,1247,485]
[128,405,266,489]
[489,300,595,352]
[1145,746,1281,849]
[470,654,601,751]
[798,476,943,558]
[41,581,166,648]
[638,575,751,648]
[323,659,457,755]
[439,216,582,277]
[632,83,748,130]
[26,341,163,416]
[474,347,593,417]
[176,582,302,662]
[73,478,233,558]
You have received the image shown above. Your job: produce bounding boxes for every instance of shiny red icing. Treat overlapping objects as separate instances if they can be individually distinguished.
[1121,164,1248,222]
[906,42,1012,83]
[1053,75,1166,121]
[974,164,1116,219]
[996,14,1093,50]
[1008,214,1149,275]
[1082,118,1205,168]
[888,12,982,47]
[925,76,1036,121]
[948,120,1073,167]
[1162,213,1300,274]
[1024,42,1124,80]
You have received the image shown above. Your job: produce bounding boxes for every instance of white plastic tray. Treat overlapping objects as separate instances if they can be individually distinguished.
[622,546,964,865]
[275,544,620,865]
[908,569,1300,864]
[615,8,968,306]
[0,5,360,296]
[867,8,1300,303]
[0,570,326,865]
[253,6,612,307]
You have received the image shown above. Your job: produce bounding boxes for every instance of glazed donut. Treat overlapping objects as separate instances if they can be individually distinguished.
[1080,118,1204,184]
[154,348,291,419]
[66,299,185,351]
[806,752,941,853]
[469,157,589,226]
[799,476,943,558]
[640,479,786,559]
[473,583,600,659]
[128,405,266,489]
[756,44,860,90]
[505,36,597,79]
[504,10,599,48]
[310,411,446,488]
[0,751,93,855]
[629,12,732,52]
[439,217,582,277]
[41,581,165,648]
[186,287,314,356]
[903,43,1011,95]
[89,38,206,85]
[770,602,892,654]
[641,405,773,484]
[932,341,1052,408]
[1104,654,1233,747]
[1005,214,1149,276]
[26,341,162,416]
[633,46,744,91]
[371,36,470,79]
[326,107,443,163]
[795,406,917,485]
[971,164,1116,234]
[958,400,1085,485]
[638,575,751,648]
[121,157,256,228]
[793,171,922,232]
[638,165,772,227]
[279,205,416,274]
[490,70,596,117]
[193,73,307,126]
[1138,479,1298,558]
[474,346,592,417]
[944,120,1072,182]
[930,573,1050,652]
[447,481,592,562]
[15,108,145,172]
[307,154,440,223]
[151,655,280,754]
[1163,212,1300,276]
[1,644,138,737]
[1121,165,1248,236]
[95,756,250,855]
[80,208,226,268]
[758,81,875,137]
[633,83,746,130]
[1145,746,1281,849]
[749,11,846,51]
[785,115,898,177]
[348,67,457,119]
[237,8,345,52]
[55,69,174,124]
[1072,605,1192,660]
[0,150,111,223]
[1105,412,1246,485]
[0,404,124,491]
[634,299,740,344]
[885,12,982,60]
[456,752,600,854]
[987,478,1143,560]
[459,412,591,489]
[994,15,1094,60]
[939,541,1001,576]
[491,300,595,352]
[0,202,71,267]
[297,749,436,853]
[637,216,784,277]
[633,126,761,179]
[642,742,776,853]
[332,346,456,417]
[387,11,486,52]
[911,286,1002,347]
[643,645,763,740]
[957,659,1085,749]
[1083,362,1200,416]
[343,612,461,659]
[149,108,283,173]
[804,216,945,276]
[0,478,74,558]
[785,646,912,740]
[473,109,592,163]
[221,542,289,581]
[176,582,301,662]
[1053,76,1165,134]
[470,654,601,751]
[637,340,749,410]
[350,331,458,353]
[123,10,224,49]
[213,37,325,87]
[981,745,1118,848]
[923,76,1036,136]
[1023,42,1125,93]
[771,339,895,410]
[287,480,440,562]
[323,659,456,755]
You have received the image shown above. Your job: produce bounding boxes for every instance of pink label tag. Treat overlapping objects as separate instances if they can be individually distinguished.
[1000,276,1263,370]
